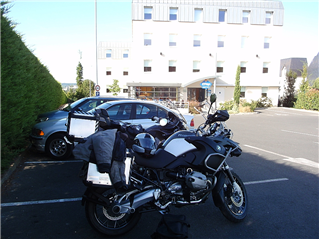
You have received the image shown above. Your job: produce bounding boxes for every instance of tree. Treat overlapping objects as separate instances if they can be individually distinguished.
[299,62,309,93]
[81,79,95,97]
[76,62,83,86]
[233,65,241,105]
[282,70,297,107]
[107,79,121,96]
[313,78,319,90]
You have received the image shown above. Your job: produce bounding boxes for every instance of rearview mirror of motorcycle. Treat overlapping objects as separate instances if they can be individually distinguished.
[159,118,168,126]
[210,93,217,103]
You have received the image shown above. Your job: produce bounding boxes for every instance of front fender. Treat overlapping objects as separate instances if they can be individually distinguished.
[212,171,226,208]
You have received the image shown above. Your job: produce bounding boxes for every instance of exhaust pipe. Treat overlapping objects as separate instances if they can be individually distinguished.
[114,189,160,214]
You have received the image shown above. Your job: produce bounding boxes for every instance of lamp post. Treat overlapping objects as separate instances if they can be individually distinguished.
[95,0,98,91]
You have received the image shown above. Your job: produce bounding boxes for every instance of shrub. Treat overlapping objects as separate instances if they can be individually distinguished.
[219,100,235,111]
[1,10,67,172]
[256,97,273,108]
[239,99,256,113]
[295,89,319,110]
[188,101,202,114]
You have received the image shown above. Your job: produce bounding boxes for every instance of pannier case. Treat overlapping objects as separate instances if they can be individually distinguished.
[67,111,98,140]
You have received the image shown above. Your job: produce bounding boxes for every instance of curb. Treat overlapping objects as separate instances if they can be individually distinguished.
[1,150,25,186]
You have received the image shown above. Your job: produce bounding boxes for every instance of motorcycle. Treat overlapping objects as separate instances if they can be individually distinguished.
[76,94,248,237]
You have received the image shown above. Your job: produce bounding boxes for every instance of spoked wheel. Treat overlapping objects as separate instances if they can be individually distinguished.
[218,171,248,222]
[85,189,142,236]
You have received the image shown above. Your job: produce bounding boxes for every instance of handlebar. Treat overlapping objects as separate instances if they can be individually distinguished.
[195,110,232,138]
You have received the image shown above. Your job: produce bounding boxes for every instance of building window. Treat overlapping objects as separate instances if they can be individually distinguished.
[193,61,200,72]
[263,62,269,73]
[266,12,272,24]
[106,49,112,58]
[134,87,177,101]
[240,62,247,73]
[242,11,250,23]
[217,61,224,73]
[219,10,226,22]
[262,87,268,97]
[194,8,203,22]
[169,34,177,46]
[144,33,152,46]
[123,67,129,75]
[241,36,248,48]
[144,60,152,72]
[170,8,178,21]
[123,49,129,58]
[144,7,152,20]
[193,35,201,47]
[218,35,225,48]
[264,37,271,49]
[240,87,246,98]
[106,67,111,75]
[169,60,176,72]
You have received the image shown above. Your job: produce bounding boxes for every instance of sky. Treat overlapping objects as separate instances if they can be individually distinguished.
[5,0,319,84]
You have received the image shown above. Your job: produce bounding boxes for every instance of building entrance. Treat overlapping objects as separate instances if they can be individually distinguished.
[187,88,205,102]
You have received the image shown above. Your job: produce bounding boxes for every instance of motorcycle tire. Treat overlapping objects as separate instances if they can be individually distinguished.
[217,171,248,222]
[85,189,142,236]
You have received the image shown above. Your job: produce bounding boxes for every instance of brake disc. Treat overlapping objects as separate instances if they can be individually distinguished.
[103,206,126,221]
[230,182,243,207]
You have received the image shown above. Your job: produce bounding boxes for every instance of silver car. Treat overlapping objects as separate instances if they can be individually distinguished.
[30,100,194,160]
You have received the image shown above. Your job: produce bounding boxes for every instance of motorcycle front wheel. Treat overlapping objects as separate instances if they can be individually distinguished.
[85,189,142,236]
[217,171,248,222]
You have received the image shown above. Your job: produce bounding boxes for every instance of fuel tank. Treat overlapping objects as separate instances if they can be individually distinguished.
[134,131,227,170]
[134,130,197,169]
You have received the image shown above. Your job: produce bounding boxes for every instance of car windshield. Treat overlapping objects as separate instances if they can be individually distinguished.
[62,98,87,111]
[88,102,112,114]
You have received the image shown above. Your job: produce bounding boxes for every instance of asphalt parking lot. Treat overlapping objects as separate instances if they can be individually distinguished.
[1,107,319,239]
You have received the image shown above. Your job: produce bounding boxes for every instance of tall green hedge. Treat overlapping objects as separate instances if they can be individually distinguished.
[1,11,67,170]
[294,89,319,110]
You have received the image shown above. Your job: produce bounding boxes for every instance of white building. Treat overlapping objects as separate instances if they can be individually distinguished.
[99,0,284,106]
[98,41,132,95]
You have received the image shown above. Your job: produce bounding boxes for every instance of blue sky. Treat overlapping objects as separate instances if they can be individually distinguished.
[5,0,319,84]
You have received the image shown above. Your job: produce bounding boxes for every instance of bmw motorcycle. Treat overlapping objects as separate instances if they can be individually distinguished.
[80,94,248,236]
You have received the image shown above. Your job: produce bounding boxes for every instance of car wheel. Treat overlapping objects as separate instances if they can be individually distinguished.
[45,133,72,160]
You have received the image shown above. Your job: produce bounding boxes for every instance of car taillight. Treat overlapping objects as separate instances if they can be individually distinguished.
[190,119,194,127]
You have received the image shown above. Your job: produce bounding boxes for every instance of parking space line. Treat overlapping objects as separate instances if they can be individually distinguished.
[281,130,318,137]
[244,178,289,185]
[25,160,83,164]
[1,197,82,207]
[244,145,319,169]
[244,145,288,158]
[1,177,290,207]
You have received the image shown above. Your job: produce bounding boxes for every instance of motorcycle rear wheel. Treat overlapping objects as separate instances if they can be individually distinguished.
[217,171,248,222]
[85,189,142,236]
